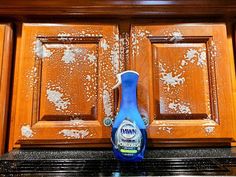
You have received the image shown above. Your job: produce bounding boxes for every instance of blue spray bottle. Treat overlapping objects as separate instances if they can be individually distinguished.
[111,70,147,162]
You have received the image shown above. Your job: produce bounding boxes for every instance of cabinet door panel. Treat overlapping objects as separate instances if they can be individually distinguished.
[153,43,210,120]
[39,42,99,121]
[0,24,12,154]
[131,24,234,141]
[12,23,122,147]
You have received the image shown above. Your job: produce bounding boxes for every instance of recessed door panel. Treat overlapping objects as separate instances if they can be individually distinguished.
[152,42,210,120]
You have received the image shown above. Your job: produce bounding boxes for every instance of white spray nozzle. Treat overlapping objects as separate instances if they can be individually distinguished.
[112,73,122,89]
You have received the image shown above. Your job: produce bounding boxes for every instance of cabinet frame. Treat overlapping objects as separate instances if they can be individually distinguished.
[7,21,236,150]
[0,24,13,154]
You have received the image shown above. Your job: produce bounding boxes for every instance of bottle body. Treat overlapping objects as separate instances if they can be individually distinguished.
[112,126,146,162]
[111,71,147,162]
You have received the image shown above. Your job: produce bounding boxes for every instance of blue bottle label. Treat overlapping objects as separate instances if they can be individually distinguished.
[114,118,142,157]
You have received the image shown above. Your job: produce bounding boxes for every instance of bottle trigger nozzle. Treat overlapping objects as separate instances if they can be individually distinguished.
[112,73,122,90]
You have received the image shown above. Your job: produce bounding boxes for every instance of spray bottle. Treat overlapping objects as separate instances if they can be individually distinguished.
[111,70,147,162]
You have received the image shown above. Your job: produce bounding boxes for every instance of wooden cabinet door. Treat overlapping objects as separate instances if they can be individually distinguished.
[11,23,123,148]
[0,24,12,154]
[130,24,234,145]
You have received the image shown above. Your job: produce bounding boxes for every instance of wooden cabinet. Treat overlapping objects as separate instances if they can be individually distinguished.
[10,23,124,147]
[130,24,235,144]
[0,24,12,154]
[10,22,235,148]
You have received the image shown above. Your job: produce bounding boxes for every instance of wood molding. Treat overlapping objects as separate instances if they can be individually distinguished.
[18,138,232,148]
[0,0,236,17]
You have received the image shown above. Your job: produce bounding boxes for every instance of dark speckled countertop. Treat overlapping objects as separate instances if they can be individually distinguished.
[1,147,236,160]
[2,148,236,176]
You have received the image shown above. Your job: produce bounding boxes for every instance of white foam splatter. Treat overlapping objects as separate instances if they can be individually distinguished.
[181,59,188,67]
[26,66,38,89]
[185,49,197,63]
[170,31,184,42]
[204,114,212,120]
[119,33,129,71]
[168,102,178,110]
[181,48,207,68]
[178,104,191,114]
[168,101,191,114]
[46,89,70,111]
[21,125,34,138]
[204,126,215,135]
[203,120,215,135]
[73,48,83,54]
[44,44,70,49]
[101,39,109,50]
[110,34,120,74]
[59,129,90,139]
[158,127,173,134]
[58,33,72,41]
[87,52,97,63]
[86,75,91,81]
[34,39,52,58]
[70,119,84,126]
[160,72,185,89]
[114,34,119,41]
[197,51,207,67]
[158,123,173,134]
[209,40,217,58]
[103,85,112,117]
[62,48,76,64]
[131,32,139,57]
[83,72,97,102]
[131,29,151,57]
[159,63,185,90]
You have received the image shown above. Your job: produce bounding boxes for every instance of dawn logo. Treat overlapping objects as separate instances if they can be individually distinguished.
[114,117,143,156]
[120,123,137,139]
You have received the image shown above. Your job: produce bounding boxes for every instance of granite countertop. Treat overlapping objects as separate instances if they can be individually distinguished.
[2,148,236,176]
[1,147,236,160]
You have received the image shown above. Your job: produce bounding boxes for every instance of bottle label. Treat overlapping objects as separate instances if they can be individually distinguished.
[115,118,142,157]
